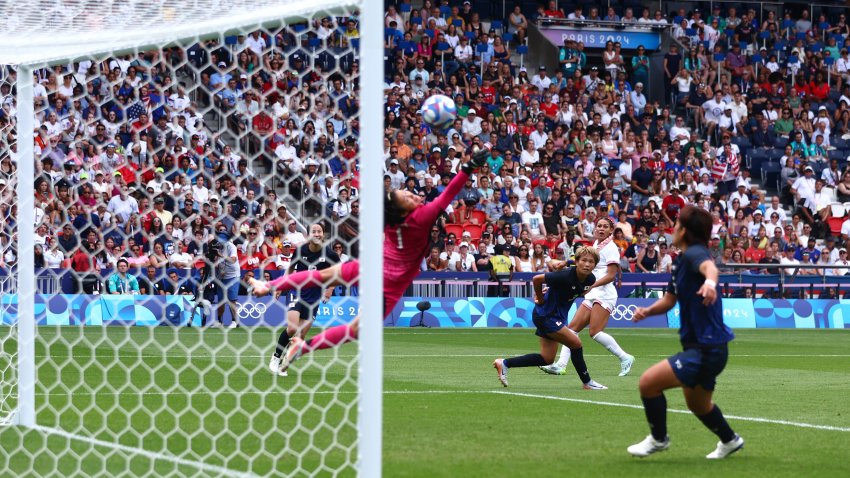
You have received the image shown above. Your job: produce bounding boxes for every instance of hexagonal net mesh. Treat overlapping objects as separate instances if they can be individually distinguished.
[0,1,364,476]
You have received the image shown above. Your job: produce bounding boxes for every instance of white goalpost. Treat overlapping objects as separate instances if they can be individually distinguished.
[0,0,383,475]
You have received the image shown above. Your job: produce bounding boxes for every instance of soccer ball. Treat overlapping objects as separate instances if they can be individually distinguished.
[421,94,457,130]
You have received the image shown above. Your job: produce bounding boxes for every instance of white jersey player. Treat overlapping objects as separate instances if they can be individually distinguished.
[540,215,636,376]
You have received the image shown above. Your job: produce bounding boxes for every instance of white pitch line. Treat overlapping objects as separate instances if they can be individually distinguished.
[32,389,850,433]
[493,390,850,433]
[32,425,260,478]
[33,353,850,359]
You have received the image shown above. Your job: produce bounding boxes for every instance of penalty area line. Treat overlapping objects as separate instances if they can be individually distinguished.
[493,390,850,433]
[32,425,259,478]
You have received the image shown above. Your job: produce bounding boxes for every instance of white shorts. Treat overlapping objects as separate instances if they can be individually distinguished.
[581,285,617,313]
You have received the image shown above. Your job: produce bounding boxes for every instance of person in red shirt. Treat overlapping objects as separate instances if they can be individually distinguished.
[806,73,830,102]
[661,186,686,224]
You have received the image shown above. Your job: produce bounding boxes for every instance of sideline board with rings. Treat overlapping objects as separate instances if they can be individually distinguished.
[0,294,359,327]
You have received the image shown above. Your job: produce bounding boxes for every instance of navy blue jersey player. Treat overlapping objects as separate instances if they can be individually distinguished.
[493,247,607,390]
[628,206,744,459]
[269,223,340,376]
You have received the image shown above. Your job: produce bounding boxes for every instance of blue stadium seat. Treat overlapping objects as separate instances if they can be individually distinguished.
[399,3,411,13]
[440,5,451,18]
[516,45,529,55]
[765,148,784,162]
[502,32,514,43]
[464,31,476,40]
[795,32,807,41]
[424,28,435,39]
[773,137,788,149]
[832,138,850,150]
[828,150,845,162]
[308,37,322,48]
[410,16,422,26]
[453,19,463,27]
[292,24,307,33]
[490,20,503,34]
[435,41,450,53]
[224,35,238,45]
[761,162,782,192]
[782,20,795,30]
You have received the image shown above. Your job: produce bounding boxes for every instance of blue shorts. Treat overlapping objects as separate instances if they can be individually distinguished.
[214,276,239,303]
[532,313,567,338]
[668,345,729,391]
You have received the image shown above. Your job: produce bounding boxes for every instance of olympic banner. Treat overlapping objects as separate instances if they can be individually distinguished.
[385,297,850,329]
[0,294,358,327]
[538,27,662,50]
[385,297,669,328]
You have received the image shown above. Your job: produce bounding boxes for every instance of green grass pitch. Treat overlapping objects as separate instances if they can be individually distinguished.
[0,328,847,477]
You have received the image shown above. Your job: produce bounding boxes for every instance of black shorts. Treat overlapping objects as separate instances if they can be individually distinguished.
[532,313,568,338]
[668,345,729,391]
[289,301,319,321]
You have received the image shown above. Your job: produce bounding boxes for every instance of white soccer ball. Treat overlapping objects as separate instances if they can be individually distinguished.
[420,94,457,130]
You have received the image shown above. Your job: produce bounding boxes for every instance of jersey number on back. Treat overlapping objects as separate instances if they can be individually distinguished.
[395,227,404,249]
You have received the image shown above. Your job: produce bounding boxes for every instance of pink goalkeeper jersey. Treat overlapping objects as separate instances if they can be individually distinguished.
[383,170,469,313]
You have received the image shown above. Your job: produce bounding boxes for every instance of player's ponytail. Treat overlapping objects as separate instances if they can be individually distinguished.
[385,190,407,228]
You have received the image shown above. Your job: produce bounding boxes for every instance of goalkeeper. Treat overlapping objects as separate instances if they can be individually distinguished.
[250,147,490,374]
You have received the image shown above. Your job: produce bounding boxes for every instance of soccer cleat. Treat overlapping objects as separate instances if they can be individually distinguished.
[582,379,608,390]
[619,354,635,376]
[280,337,305,373]
[539,364,567,375]
[706,434,744,459]
[268,356,288,377]
[627,435,670,457]
[228,322,239,329]
[493,359,508,387]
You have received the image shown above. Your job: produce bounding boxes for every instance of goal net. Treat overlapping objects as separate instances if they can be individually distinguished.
[0,0,383,475]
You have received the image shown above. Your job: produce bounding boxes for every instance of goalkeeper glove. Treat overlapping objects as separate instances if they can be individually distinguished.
[461,146,490,175]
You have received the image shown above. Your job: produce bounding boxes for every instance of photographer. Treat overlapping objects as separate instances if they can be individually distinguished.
[207,223,241,328]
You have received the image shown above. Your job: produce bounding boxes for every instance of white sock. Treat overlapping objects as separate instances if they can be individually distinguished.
[554,345,572,368]
[592,331,629,360]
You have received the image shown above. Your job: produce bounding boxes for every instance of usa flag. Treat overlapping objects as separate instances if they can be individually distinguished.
[126,101,146,120]
[711,151,739,182]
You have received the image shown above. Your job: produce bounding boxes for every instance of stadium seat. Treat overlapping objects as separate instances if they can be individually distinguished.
[828,216,844,235]
[830,203,845,218]
[470,210,487,225]
[761,162,782,193]
[445,224,464,238]
[490,20,503,34]
[439,5,451,17]
[773,137,788,149]
[453,19,463,27]
[828,150,845,162]
[462,223,483,241]
[399,3,411,13]
[224,35,238,45]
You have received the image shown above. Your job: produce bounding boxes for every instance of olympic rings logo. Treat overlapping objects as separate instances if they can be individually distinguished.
[237,303,268,318]
[610,304,637,321]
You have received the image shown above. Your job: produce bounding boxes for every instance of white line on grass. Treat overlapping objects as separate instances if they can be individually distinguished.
[493,390,850,432]
[32,425,260,478]
[34,389,850,433]
[34,353,850,358]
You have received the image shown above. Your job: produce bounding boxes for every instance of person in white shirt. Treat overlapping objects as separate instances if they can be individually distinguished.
[669,116,690,143]
[718,105,740,135]
[454,37,473,67]
[806,179,832,222]
[701,91,726,139]
[728,183,749,205]
[520,140,540,167]
[461,109,483,137]
[512,177,533,209]
[780,247,800,274]
[521,200,546,239]
[791,167,817,203]
[285,221,307,247]
[531,66,552,91]
[528,121,549,150]
[763,196,787,223]
[453,242,477,271]
[831,248,850,275]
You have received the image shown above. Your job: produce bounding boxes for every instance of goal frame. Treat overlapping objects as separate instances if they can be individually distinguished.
[9,1,383,475]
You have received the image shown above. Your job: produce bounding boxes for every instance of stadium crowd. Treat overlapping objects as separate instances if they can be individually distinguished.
[0,16,361,295]
[380,1,850,294]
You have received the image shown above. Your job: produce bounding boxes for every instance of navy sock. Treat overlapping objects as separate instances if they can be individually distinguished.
[504,354,548,368]
[697,405,736,443]
[274,329,292,358]
[641,394,668,441]
[569,347,591,384]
